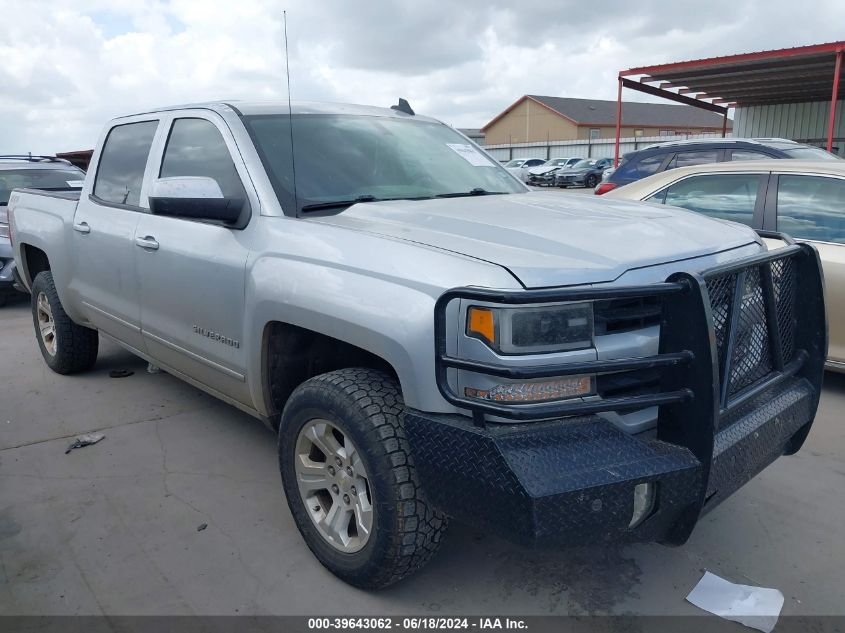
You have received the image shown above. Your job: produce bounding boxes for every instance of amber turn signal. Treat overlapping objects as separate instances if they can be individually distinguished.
[467,306,496,345]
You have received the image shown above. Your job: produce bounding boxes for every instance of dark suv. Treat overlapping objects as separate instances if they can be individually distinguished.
[596,138,839,195]
[0,156,85,305]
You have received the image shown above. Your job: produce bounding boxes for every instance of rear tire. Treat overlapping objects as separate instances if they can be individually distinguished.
[30,271,98,374]
[278,368,447,589]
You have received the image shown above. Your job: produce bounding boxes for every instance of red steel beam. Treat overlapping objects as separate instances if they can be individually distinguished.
[643,58,835,85]
[614,77,623,167]
[620,41,845,77]
[827,50,843,151]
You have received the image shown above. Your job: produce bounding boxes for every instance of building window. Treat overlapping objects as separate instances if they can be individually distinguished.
[659,130,675,137]
[634,129,644,137]
[589,128,601,140]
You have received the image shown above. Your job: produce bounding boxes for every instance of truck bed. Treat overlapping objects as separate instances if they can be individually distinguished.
[13,187,81,202]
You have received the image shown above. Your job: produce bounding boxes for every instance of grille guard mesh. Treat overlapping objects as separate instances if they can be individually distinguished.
[433,233,826,427]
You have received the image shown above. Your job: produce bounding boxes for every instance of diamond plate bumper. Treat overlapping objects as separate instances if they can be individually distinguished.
[417,235,827,547]
[405,374,816,547]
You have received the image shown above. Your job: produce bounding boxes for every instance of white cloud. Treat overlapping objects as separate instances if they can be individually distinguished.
[1,0,844,153]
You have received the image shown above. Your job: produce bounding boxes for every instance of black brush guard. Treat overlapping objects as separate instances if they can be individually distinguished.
[405,235,827,547]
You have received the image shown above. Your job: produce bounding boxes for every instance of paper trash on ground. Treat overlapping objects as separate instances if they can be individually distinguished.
[686,571,785,633]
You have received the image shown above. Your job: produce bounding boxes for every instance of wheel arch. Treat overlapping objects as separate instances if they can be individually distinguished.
[259,319,409,428]
[19,243,51,288]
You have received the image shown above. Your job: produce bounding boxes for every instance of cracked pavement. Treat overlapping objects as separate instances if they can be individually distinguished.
[1,296,844,616]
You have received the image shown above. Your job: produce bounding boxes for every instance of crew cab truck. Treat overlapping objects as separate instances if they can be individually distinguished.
[9,101,827,588]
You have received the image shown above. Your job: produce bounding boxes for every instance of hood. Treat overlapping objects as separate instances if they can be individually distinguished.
[306,192,760,288]
[528,165,560,175]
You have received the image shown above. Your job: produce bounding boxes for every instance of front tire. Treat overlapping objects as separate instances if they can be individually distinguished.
[30,271,98,374]
[585,175,598,188]
[278,368,447,589]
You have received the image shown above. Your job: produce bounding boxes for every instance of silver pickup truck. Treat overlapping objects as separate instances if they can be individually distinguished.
[8,100,827,589]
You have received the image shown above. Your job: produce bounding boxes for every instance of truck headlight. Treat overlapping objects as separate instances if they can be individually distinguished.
[467,303,593,354]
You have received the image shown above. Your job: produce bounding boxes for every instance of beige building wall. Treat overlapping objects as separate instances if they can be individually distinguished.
[483,98,729,144]
[483,99,579,144]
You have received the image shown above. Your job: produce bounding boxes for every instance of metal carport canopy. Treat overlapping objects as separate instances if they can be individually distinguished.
[613,41,845,164]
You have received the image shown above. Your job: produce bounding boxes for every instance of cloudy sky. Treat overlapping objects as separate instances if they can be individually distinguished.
[2,0,845,153]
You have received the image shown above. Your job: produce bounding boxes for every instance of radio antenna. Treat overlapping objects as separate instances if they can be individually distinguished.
[283,10,298,212]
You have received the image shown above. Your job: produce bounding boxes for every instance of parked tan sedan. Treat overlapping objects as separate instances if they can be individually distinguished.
[607,160,845,370]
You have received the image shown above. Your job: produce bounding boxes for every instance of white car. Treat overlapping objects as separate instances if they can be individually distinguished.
[606,159,845,370]
[525,157,582,186]
[503,157,545,182]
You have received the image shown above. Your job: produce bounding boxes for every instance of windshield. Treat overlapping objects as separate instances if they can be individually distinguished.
[244,114,526,213]
[0,168,85,205]
[572,159,596,169]
[503,159,524,168]
[782,146,841,160]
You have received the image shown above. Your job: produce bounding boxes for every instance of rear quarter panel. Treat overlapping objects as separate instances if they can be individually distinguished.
[9,190,85,320]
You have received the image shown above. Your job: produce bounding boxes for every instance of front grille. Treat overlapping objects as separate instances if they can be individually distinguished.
[705,258,797,404]
[594,296,662,335]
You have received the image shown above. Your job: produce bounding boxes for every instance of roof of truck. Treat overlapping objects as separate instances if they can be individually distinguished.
[114,100,442,124]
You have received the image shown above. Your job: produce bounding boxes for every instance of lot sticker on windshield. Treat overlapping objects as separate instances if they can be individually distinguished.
[446,143,493,167]
[67,180,84,188]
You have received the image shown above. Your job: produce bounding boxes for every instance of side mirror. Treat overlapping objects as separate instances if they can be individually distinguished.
[149,176,243,224]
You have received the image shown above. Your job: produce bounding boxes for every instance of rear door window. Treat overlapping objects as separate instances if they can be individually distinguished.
[93,120,159,207]
[776,175,845,244]
[613,154,665,180]
[730,150,773,161]
[665,150,720,171]
[653,173,762,227]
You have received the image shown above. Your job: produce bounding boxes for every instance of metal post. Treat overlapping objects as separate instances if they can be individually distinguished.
[614,77,623,166]
[826,50,842,152]
[721,110,728,138]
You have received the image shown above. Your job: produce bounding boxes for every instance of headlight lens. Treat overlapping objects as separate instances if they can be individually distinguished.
[467,303,593,354]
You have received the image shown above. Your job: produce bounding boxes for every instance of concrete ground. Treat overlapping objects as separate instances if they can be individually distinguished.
[1,293,844,617]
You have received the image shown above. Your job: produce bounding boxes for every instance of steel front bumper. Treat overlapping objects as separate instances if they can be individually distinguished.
[410,236,827,547]
[406,374,814,546]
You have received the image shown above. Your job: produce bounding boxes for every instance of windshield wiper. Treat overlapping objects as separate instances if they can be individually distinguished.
[301,195,379,212]
[435,188,508,199]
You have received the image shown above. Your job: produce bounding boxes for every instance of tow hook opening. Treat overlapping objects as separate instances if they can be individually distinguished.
[629,482,657,528]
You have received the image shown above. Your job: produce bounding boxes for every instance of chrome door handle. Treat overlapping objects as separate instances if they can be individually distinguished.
[73,222,90,234]
[135,236,159,251]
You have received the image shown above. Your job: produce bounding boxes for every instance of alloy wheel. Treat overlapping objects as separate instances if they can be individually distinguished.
[36,292,57,356]
[295,418,374,553]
